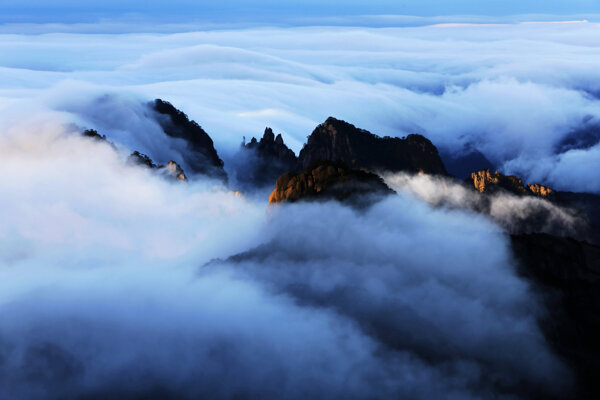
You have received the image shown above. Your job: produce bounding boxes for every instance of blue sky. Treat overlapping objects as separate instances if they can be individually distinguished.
[1,0,599,23]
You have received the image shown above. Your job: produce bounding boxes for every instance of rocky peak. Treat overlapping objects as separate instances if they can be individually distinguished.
[235,127,298,188]
[165,160,188,182]
[128,151,157,168]
[262,127,275,143]
[469,169,554,198]
[528,183,554,197]
[127,151,187,182]
[151,99,227,181]
[268,160,394,206]
[82,129,107,141]
[298,117,448,175]
[275,133,284,145]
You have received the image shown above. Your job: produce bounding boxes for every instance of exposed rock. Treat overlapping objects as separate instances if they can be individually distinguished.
[469,169,528,195]
[235,128,297,188]
[151,99,227,181]
[268,161,394,206]
[127,151,187,182]
[165,160,187,182]
[511,233,600,398]
[468,169,554,198]
[82,129,107,141]
[528,183,554,197]
[298,117,448,175]
[128,151,157,169]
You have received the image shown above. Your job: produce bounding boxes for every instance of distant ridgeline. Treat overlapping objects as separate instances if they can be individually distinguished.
[79,100,599,241]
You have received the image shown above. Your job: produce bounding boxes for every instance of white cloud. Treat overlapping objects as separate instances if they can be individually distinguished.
[0,22,599,191]
[0,115,571,398]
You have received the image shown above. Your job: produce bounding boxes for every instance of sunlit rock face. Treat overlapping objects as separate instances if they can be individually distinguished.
[165,160,187,182]
[151,99,227,182]
[236,128,297,188]
[528,183,554,197]
[269,161,394,205]
[469,169,553,197]
[298,117,448,176]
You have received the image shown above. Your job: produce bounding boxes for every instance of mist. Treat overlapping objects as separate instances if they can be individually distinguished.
[1,21,600,192]
[383,172,587,239]
[1,15,598,399]
[0,95,574,398]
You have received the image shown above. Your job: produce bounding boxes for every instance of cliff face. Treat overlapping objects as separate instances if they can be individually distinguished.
[268,161,394,206]
[236,128,297,188]
[298,117,448,175]
[468,169,554,197]
[151,99,227,181]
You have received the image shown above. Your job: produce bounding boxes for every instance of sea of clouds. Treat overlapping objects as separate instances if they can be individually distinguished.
[0,18,596,399]
[0,113,571,398]
[0,20,599,191]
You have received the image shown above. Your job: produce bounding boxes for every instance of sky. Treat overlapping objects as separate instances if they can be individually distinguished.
[1,0,600,24]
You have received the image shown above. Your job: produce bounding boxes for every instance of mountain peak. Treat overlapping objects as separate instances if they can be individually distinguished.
[298,117,447,175]
[151,98,227,181]
[262,127,275,142]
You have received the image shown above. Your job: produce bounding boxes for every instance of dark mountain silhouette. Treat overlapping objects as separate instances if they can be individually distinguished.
[234,128,297,188]
[440,148,495,179]
[268,160,394,206]
[298,117,448,175]
[151,99,227,181]
[82,129,107,141]
[128,151,187,182]
[128,151,157,169]
[511,233,600,398]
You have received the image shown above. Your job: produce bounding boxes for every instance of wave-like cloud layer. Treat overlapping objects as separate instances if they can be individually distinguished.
[1,21,599,192]
[0,114,571,398]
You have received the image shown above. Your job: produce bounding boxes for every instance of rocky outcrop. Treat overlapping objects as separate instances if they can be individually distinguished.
[235,128,297,188]
[164,160,187,181]
[268,161,394,206]
[82,129,107,141]
[298,117,448,175]
[151,99,226,181]
[128,151,187,182]
[468,169,554,198]
[511,233,600,398]
[528,183,554,197]
[128,151,157,169]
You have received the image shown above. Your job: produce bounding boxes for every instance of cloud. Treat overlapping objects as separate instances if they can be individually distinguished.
[0,19,598,398]
[0,108,572,398]
[0,22,599,191]
[383,172,587,239]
